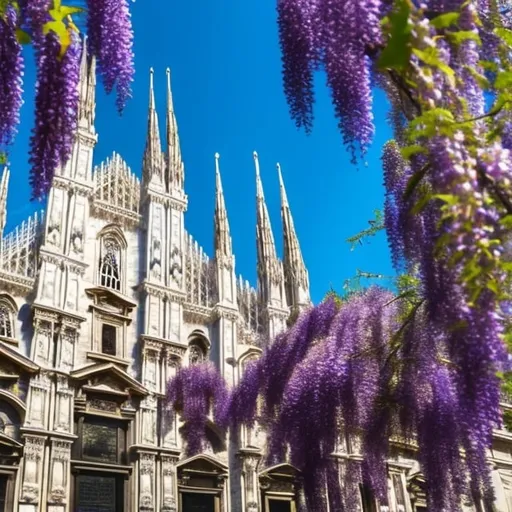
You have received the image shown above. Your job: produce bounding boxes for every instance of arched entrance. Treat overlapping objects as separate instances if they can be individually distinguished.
[177,454,228,512]
[259,463,300,512]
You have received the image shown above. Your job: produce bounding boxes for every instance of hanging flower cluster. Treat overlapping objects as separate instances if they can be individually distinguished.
[0,0,135,199]
[228,288,503,511]
[166,362,230,456]
[254,0,512,509]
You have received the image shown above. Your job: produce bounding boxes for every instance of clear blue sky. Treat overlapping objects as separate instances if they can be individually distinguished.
[5,0,395,303]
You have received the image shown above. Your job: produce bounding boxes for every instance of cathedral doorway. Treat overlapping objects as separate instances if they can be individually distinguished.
[74,472,125,512]
[0,474,7,512]
[265,497,293,512]
[180,491,217,511]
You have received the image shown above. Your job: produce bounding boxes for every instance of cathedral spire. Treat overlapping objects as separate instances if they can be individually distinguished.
[143,68,164,186]
[254,151,278,264]
[214,153,232,258]
[166,68,184,192]
[277,163,310,311]
[78,36,96,131]
[0,166,9,239]
[254,152,288,338]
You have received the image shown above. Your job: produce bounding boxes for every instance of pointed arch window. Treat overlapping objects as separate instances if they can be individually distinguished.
[0,301,14,339]
[99,238,121,291]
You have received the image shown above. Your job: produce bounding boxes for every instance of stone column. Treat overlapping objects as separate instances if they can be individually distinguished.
[160,456,178,512]
[19,435,46,508]
[47,440,72,512]
[242,454,261,512]
[139,452,157,511]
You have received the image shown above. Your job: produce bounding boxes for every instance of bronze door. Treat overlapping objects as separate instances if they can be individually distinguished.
[181,492,215,512]
[0,475,7,512]
[268,499,292,512]
[75,473,123,512]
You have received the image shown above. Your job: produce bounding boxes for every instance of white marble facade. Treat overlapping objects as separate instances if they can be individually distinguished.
[0,45,512,512]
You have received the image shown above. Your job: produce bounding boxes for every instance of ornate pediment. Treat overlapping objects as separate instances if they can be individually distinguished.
[70,363,148,397]
[259,462,300,479]
[86,287,136,310]
[0,342,39,376]
[177,453,228,474]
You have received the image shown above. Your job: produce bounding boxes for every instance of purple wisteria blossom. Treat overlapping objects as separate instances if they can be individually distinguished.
[277,0,382,158]
[29,32,82,200]
[87,0,134,112]
[166,362,230,456]
[0,6,24,147]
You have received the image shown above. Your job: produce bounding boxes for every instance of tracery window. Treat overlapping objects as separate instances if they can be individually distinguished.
[0,303,13,338]
[99,238,121,291]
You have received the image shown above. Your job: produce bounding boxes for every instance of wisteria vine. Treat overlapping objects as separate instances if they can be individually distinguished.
[166,363,230,456]
[228,0,512,510]
[0,0,134,199]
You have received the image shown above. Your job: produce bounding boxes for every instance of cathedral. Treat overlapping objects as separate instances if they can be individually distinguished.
[1,43,512,512]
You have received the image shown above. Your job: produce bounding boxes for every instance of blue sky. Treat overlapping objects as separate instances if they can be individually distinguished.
[5,0,395,303]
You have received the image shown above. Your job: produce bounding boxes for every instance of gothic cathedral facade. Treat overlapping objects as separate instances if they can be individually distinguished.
[1,44,512,512]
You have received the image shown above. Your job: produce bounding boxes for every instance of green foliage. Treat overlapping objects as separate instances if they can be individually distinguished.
[346,209,385,250]
[378,0,412,71]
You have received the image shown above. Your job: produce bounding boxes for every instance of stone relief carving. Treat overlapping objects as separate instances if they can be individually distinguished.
[70,228,83,255]
[60,327,76,369]
[169,245,183,287]
[21,436,45,503]
[49,441,71,503]
[246,502,258,512]
[151,238,162,280]
[35,321,52,364]
[139,453,155,510]
[188,345,204,366]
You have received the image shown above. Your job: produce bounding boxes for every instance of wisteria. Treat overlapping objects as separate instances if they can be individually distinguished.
[214,0,512,509]
[0,0,135,198]
[0,6,24,147]
[166,362,230,456]
[29,30,81,199]
[86,0,134,112]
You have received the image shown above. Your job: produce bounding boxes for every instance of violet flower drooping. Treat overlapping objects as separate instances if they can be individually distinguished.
[0,6,24,147]
[166,363,230,456]
[29,32,82,200]
[87,0,134,112]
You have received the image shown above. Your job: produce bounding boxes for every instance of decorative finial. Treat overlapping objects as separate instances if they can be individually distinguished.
[215,152,221,175]
[150,67,154,75]
[253,151,258,159]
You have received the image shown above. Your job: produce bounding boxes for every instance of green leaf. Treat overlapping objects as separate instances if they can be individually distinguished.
[495,71,512,90]
[462,65,490,89]
[412,48,455,80]
[378,0,412,71]
[433,193,458,206]
[500,215,512,229]
[410,189,432,215]
[60,5,83,16]
[495,27,512,47]
[429,11,460,29]
[487,279,499,294]
[445,30,482,46]
[0,153,6,166]
[404,163,429,199]
[408,108,455,140]
[400,144,427,160]
[15,29,31,45]
[49,4,83,22]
